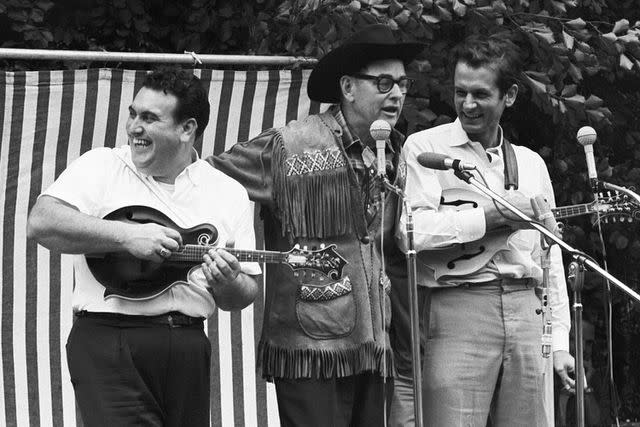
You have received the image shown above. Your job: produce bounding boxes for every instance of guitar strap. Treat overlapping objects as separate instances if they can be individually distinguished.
[501,137,519,190]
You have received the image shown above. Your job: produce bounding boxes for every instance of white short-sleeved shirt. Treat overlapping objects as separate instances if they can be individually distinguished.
[42,145,261,318]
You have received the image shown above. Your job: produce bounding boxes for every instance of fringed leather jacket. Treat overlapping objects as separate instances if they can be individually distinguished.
[207,107,403,380]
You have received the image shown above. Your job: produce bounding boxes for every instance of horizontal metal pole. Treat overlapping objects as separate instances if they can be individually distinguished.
[0,48,318,66]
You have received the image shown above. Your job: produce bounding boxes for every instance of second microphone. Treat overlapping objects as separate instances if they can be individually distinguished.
[417,152,477,171]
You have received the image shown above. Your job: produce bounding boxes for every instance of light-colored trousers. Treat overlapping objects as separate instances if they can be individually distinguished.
[390,281,553,427]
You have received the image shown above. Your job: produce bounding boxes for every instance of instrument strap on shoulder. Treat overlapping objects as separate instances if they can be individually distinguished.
[502,137,519,191]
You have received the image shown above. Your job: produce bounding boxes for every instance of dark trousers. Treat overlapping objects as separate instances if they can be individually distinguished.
[274,372,393,427]
[66,313,211,427]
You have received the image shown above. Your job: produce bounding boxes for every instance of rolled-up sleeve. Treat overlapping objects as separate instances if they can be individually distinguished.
[396,136,487,253]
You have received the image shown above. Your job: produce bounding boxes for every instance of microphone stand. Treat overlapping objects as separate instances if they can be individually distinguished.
[595,178,639,426]
[567,260,586,427]
[382,177,424,427]
[452,169,640,427]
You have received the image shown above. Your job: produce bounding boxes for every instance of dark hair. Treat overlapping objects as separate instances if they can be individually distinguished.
[451,33,523,96]
[142,68,210,138]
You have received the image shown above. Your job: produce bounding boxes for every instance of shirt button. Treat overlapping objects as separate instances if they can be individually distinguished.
[361,235,371,244]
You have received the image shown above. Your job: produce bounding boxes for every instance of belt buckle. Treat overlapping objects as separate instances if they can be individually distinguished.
[167,314,176,328]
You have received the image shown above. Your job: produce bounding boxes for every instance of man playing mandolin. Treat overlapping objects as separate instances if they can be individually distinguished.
[27,68,261,427]
[396,33,574,426]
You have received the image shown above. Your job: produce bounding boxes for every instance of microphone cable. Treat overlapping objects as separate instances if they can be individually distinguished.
[593,190,622,427]
[379,181,389,427]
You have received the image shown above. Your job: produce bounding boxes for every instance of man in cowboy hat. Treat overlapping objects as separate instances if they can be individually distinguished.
[207,24,423,426]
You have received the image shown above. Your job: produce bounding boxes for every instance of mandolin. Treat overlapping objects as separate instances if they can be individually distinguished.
[86,205,347,301]
[418,188,639,281]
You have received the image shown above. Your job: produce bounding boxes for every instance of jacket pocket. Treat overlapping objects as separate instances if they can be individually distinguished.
[296,276,356,339]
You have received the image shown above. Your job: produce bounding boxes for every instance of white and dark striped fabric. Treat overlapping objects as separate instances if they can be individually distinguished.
[0,68,324,427]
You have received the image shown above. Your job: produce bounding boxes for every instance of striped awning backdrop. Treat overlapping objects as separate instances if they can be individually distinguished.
[0,68,324,427]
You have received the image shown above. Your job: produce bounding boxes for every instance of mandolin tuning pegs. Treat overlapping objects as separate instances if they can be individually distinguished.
[294,243,300,249]
[303,245,308,251]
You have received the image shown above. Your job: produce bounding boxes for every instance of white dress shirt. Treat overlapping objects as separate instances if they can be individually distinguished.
[396,119,570,352]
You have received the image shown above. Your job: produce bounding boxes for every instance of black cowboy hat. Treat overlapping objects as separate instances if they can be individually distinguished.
[307,24,424,103]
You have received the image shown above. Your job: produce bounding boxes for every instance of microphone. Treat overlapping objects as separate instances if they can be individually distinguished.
[417,152,476,171]
[576,126,598,190]
[530,194,561,244]
[370,120,391,178]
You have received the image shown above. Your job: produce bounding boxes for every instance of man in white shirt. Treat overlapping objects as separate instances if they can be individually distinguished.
[396,33,575,426]
[27,68,260,427]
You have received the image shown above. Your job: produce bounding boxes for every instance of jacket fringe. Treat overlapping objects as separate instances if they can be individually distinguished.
[258,341,395,380]
[272,133,353,239]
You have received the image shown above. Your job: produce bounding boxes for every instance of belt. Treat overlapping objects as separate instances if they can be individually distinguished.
[458,277,536,289]
[75,310,204,327]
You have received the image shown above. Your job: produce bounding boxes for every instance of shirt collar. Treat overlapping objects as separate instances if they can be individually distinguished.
[486,128,504,157]
[331,106,359,149]
[450,118,504,153]
[117,144,201,186]
[330,105,397,153]
[182,148,201,186]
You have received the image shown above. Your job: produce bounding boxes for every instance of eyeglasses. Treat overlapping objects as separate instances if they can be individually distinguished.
[351,73,415,94]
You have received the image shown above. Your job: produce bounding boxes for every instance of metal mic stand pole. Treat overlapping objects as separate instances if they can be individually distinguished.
[382,178,424,427]
[452,170,640,304]
[567,260,586,427]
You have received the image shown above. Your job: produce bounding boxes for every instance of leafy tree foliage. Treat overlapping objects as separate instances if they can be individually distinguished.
[2,0,640,421]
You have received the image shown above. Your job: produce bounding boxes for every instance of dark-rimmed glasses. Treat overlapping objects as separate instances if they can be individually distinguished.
[351,73,415,94]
